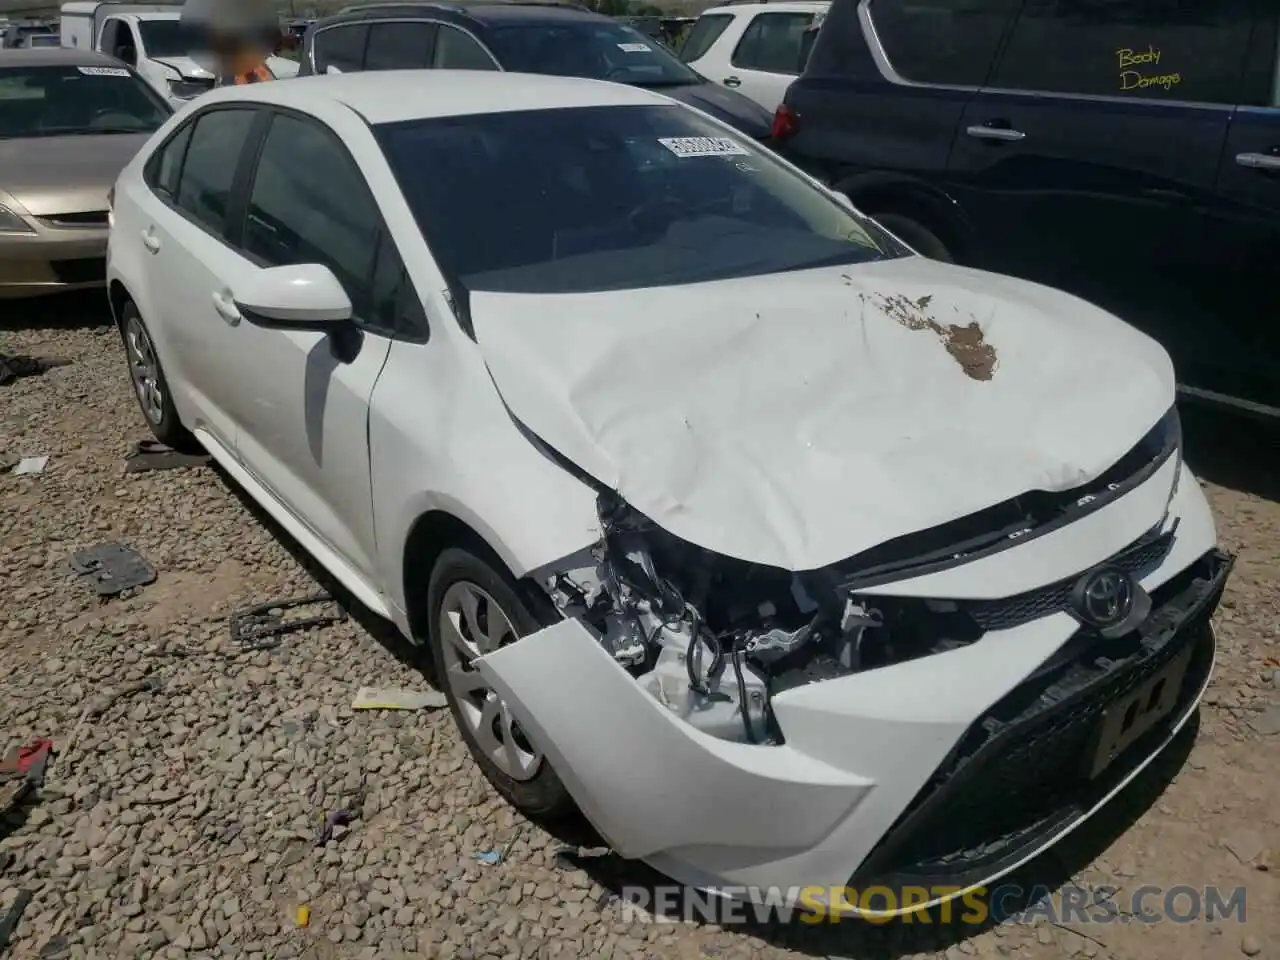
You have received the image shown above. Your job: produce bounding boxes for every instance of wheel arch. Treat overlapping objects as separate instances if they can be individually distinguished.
[402,509,559,644]
[108,278,132,327]
[834,171,973,263]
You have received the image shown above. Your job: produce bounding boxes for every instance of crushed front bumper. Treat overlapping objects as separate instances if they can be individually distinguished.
[476,463,1225,914]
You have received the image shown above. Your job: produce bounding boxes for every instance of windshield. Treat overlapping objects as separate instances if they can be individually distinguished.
[0,65,170,138]
[377,104,900,295]
[136,18,192,58]
[486,22,701,86]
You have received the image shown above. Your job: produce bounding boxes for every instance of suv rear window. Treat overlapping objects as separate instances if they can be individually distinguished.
[869,0,1019,87]
[680,12,733,62]
[989,0,1256,105]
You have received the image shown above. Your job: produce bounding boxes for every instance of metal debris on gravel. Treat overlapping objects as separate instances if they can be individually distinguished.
[0,310,1276,959]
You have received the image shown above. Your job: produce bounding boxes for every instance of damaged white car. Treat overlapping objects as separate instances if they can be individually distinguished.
[106,72,1231,915]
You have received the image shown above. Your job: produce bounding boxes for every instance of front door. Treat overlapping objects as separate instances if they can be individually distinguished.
[134,105,261,459]
[945,0,1253,379]
[220,109,412,588]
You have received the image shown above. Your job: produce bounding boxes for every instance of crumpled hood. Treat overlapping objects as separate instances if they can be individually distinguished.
[0,134,151,216]
[150,55,214,80]
[470,257,1176,571]
[654,81,773,139]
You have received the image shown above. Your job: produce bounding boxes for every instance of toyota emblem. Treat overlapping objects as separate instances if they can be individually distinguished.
[1070,565,1137,630]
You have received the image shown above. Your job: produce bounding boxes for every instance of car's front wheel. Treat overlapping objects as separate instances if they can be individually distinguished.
[117,300,197,450]
[426,547,575,819]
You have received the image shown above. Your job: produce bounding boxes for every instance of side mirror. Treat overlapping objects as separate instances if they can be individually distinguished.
[234,263,352,329]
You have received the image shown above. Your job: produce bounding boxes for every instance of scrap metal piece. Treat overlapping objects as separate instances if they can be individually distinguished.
[68,542,157,596]
[229,592,346,650]
[0,352,70,386]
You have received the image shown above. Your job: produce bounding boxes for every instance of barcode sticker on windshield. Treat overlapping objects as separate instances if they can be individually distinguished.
[658,136,749,158]
[617,42,652,52]
[77,66,130,77]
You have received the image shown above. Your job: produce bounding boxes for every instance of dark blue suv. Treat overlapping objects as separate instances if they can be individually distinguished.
[775,0,1280,417]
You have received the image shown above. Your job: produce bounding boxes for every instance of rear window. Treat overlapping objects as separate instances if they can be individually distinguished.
[868,0,1019,87]
[680,12,732,61]
[486,22,701,86]
[0,64,170,139]
[376,103,899,295]
[313,23,369,73]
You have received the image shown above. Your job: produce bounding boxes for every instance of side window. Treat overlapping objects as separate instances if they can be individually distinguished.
[432,25,498,70]
[989,0,1255,104]
[242,113,383,323]
[365,21,435,69]
[868,0,1019,87]
[174,109,257,236]
[314,24,369,73]
[680,13,733,62]
[146,121,194,199]
[732,12,817,74]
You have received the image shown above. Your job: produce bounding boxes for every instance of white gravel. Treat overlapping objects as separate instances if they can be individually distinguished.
[1,296,1277,960]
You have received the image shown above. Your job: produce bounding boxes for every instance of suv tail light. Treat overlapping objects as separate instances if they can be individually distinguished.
[771,104,799,143]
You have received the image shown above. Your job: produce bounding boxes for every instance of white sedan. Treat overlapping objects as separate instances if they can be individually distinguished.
[106,70,1229,915]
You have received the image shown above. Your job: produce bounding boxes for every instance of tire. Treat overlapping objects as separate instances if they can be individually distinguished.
[868,211,955,263]
[117,300,199,451]
[426,547,575,818]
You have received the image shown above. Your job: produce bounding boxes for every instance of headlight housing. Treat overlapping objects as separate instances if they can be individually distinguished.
[0,202,34,234]
[167,78,212,100]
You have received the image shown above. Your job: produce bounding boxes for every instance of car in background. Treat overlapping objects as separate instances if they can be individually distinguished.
[681,0,827,113]
[106,70,1226,918]
[297,0,774,140]
[0,48,171,299]
[774,0,1280,420]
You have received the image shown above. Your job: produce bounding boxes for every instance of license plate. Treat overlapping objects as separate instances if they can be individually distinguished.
[1086,646,1192,779]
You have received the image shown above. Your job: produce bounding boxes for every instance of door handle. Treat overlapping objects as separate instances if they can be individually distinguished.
[141,228,160,253]
[966,124,1026,142]
[723,76,741,87]
[211,289,241,326]
[1235,151,1280,171]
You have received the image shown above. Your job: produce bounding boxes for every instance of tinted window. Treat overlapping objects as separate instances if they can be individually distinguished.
[175,109,256,235]
[0,64,170,139]
[486,22,700,84]
[365,21,435,69]
[242,114,381,319]
[432,25,497,69]
[732,12,815,74]
[869,0,1019,87]
[680,13,732,61]
[150,121,193,197]
[376,104,897,295]
[314,24,369,73]
[990,0,1255,104]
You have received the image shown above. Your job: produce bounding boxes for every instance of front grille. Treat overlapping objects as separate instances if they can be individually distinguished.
[964,530,1174,632]
[851,549,1230,892]
[49,257,106,284]
[38,211,109,229]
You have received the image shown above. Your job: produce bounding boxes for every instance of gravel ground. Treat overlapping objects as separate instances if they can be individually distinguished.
[1,296,1278,960]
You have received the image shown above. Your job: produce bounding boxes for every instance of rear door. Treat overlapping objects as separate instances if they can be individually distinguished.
[947,0,1252,374]
[1199,10,1280,410]
[725,8,822,111]
[132,105,262,458]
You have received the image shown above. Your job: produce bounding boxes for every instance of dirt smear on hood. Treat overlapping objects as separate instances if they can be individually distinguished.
[870,293,997,381]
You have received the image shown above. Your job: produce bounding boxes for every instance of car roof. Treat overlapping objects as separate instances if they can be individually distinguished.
[324,0,606,27]
[0,47,128,68]
[194,69,675,125]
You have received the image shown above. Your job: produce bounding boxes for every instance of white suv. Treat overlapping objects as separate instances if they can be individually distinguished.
[681,0,828,113]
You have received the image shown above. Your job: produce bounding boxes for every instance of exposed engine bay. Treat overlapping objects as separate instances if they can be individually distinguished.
[543,493,981,744]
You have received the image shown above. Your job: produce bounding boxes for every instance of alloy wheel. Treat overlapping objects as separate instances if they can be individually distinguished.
[125,315,164,425]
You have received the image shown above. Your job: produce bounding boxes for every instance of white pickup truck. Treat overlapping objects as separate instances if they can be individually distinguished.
[60,1,298,107]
